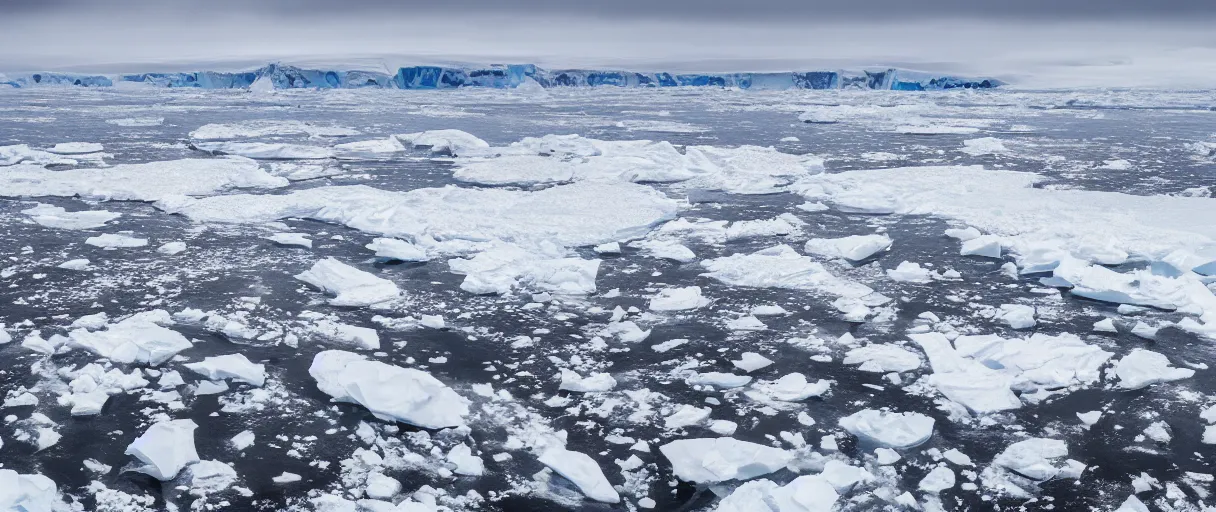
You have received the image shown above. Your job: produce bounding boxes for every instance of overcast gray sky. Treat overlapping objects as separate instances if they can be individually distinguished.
[3,0,1215,87]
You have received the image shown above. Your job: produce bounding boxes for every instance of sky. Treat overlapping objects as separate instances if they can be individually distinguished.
[2,0,1215,87]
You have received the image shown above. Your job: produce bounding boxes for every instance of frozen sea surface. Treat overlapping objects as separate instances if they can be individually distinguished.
[1,86,1215,511]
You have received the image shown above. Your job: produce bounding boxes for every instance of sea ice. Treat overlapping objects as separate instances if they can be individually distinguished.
[365,238,429,262]
[193,141,334,160]
[0,157,287,201]
[66,313,192,365]
[1113,349,1195,390]
[0,470,64,511]
[265,232,312,248]
[184,354,267,387]
[308,320,381,350]
[843,344,922,373]
[189,120,358,140]
[701,245,875,299]
[397,130,489,156]
[309,350,470,428]
[295,258,401,307]
[996,304,1037,329]
[21,204,120,230]
[804,234,892,262]
[886,261,933,283]
[659,438,791,483]
[85,233,147,248]
[910,332,1022,414]
[838,409,935,449]
[538,448,620,503]
[333,137,406,159]
[558,370,617,393]
[125,419,200,480]
[960,137,1008,156]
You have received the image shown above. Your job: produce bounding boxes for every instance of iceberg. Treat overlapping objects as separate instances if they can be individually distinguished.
[838,409,935,449]
[0,470,65,511]
[659,438,791,483]
[308,350,470,429]
[295,258,401,307]
[125,419,200,480]
[538,448,620,503]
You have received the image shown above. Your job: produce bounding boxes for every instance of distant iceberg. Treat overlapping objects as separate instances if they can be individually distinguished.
[2,62,1001,91]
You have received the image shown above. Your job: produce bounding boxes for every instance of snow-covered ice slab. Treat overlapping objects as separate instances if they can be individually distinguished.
[910,332,1021,414]
[193,141,334,160]
[804,234,892,262]
[396,129,489,155]
[701,245,876,299]
[308,350,470,429]
[21,204,120,230]
[295,258,401,307]
[795,165,1216,265]
[0,469,64,510]
[838,409,935,449]
[333,137,405,159]
[649,286,711,311]
[66,312,192,365]
[184,354,267,387]
[1112,349,1195,390]
[659,438,791,483]
[85,233,147,248]
[45,142,104,155]
[188,120,359,140]
[0,157,288,201]
[0,144,79,167]
[125,419,200,480]
[953,333,1112,402]
[843,344,922,373]
[538,448,621,503]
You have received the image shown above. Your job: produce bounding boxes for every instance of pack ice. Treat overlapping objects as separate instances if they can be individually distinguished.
[308,350,470,428]
[0,157,287,201]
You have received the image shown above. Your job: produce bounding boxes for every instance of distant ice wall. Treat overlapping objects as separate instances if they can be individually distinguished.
[1,63,1000,91]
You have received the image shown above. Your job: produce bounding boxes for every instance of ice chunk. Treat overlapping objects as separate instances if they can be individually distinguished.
[0,157,287,201]
[333,137,406,159]
[189,120,358,140]
[1093,318,1117,333]
[0,469,64,511]
[843,344,922,373]
[649,286,711,311]
[919,466,957,492]
[184,354,267,387]
[1113,349,1195,390]
[364,472,401,499]
[365,238,428,262]
[193,141,334,160]
[558,370,617,393]
[751,305,788,316]
[308,350,470,428]
[158,241,187,255]
[1114,496,1150,512]
[701,245,874,299]
[188,460,238,495]
[593,242,621,255]
[230,430,255,451]
[295,258,401,307]
[910,332,1021,414]
[804,234,892,262]
[746,373,831,401]
[265,232,312,248]
[953,332,1112,400]
[659,438,791,483]
[66,313,192,365]
[731,352,774,372]
[21,204,120,230]
[838,409,935,449]
[453,155,574,186]
[996,304,1036,329]
[686,372,752,389]
[664,405,711,430]
[886,261,933,283]
[960,137,1008,156]
[0,144,78,167]
[991,438,1068,481]
[945,226,981,241]
[397,130,489,156]
[85,233,147,248]
[272,472,301,484]
[538,448,620,503]
[46,142,104,155]
[961,235,1003,259]
[308,320,381,350]
[124,419,200,480]
[726,315,768,331]
[57,258,91,270]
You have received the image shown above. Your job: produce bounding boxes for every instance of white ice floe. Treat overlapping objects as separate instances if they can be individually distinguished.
[996,304,1037,329]
[446,444,485,476]
[960,137,1009,156]
[843,344,922,373]
[308,350,470,428]
[685,372,753,389]
[664,405,711,429]
[0,469,64,511]
[66,312,191,365]
[952,332,1112,402]
[193,141,334,160]
[0,144,78,167]
[745,373,831,402]
[659,438,791,483]
[184,354,267,387]
[1112,349,1195,390]
[85,233,147,248]
[635,240,697,263]
[558,370,617,393]
[307,320,380,350]
[716,475,839,512]
[295,258,401,307]
[46,142,104,155]
[365,238,429,262]
[701,245,876,300]
[538,448,620,503]
[649,286,711,311]
[265,232,312,248]
[0,157,287,201]
[594,242,621,255]
[726,315,768,331]
[725,214,804,241]
[981,438,1082,497]
[961,235,1003,259]
[838,409,935,449]
[804,234,892,262]
[333,137,406,159]
[107,117,164,127]
[125,419,200,480]
[189,120,359,140]
[448,242,601,295]
[910,332,1022,414]
[731,352,774,372]
[893,125,980,135]
[188,460,238,496]
[886,261,933,283]
[157,241,187,255]
[397,130,489,155]
[453,155,575,186]
[57,259,91,270]
[21,204,120,230]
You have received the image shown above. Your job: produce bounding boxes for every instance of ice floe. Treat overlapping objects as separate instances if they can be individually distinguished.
[308,350,470,428]
[184,354,267,387]
[0,157,287,201]
[1112,349,1195,390]
[659,438,791,483]
[295,258,401,307]
[804,234,892,262]
[22,203,120,230]
[125,419,200,480]
[838,409,935,449]
[538,448,621,503]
